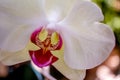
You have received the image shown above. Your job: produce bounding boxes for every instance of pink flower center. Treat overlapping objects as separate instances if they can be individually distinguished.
[29,27,63,67]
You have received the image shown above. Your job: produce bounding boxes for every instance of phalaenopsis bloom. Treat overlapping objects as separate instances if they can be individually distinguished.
[0,0,115,80]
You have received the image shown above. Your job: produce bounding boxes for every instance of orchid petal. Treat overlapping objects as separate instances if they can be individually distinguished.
[1,26,38,52]
[59,0,104,26]
[0,0,46,22]
[58,22,115,69]
[58,0,115,69]
[0,48,30,66]
[52,49,86,80]
[0,0,47,52]
[0,41,40,65]
[44,0,76,22]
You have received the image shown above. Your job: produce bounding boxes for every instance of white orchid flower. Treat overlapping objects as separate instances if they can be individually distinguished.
[0,0,115,80]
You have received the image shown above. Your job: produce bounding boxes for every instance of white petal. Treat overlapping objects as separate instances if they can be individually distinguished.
[59,0,104,26]
[1,26,39,52]
[57,0,115,69]
[58,22,115,69]
[0,0,48,51]
[0,48,30,66]
[0,0,46,22]
[0,41,38,65]
[44,0,76,22]
[52,49,86,80]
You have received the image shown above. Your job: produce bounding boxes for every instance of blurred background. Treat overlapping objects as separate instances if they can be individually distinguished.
[0,0,120,80]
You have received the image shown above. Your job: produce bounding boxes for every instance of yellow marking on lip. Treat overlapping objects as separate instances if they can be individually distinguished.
[38,29,48,42]
[51,32,59,45]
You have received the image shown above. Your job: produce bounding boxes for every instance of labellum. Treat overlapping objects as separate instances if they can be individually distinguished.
[29,27,63,67]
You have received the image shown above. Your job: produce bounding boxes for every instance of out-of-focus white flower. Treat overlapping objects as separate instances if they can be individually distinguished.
[0,0,115,80]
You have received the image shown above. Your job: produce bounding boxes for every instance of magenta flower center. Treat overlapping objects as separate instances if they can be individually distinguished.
[29,27,63,67]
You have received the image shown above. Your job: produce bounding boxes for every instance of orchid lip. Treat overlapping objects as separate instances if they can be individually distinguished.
[29,49,58,67]
[29,26,63,67]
